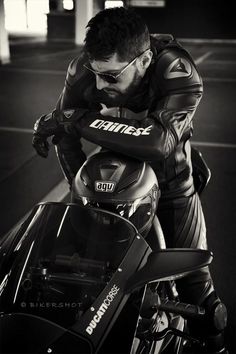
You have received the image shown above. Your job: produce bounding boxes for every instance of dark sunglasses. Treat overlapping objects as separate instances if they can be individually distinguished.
[83,49,150,84]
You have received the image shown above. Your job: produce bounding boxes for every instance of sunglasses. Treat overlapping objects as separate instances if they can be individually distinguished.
[83,49,150,84]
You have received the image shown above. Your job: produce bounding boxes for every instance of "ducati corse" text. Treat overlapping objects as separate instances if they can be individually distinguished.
[86,284,120,335]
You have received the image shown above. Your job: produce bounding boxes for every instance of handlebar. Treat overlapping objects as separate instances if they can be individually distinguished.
[54,253,107,276]
[157,299,205,319]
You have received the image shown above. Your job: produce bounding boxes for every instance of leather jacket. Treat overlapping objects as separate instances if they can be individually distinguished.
[56,34,203,199]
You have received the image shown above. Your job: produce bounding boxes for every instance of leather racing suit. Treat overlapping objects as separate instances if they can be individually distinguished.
[56,34,201,199]
[53,35,226,350]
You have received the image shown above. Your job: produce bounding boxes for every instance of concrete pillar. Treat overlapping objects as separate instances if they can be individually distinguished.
[75,0,93,45]
[0,0,10,64]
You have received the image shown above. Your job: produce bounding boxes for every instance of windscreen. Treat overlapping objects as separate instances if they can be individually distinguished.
[1,203,137,329]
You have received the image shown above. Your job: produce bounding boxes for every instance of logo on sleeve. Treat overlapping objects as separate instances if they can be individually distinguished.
[164,58,192,79]
[89,119,152,137]
[63,109,75,119]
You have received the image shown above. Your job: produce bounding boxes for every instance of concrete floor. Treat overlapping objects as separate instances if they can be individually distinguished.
[0,36,236,352]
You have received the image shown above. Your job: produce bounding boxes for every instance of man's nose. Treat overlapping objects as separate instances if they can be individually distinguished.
[96,75,110,90]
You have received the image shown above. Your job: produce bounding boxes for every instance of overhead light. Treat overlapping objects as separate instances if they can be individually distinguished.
[129,0,165,7]
[105,1,124,9]
[63,0,74,11]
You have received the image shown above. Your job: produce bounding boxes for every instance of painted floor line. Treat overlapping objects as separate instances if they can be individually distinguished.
[192,140,236,149]
[205,60,236,65]
[34,48,81,59]
[0,127,33,133]
[9,47,82,63]
[9,37,46,45]
[0,67,65,75]
[40,179,69,203]
[178,38,236,45]
[195,52,212,64]
[203,77,236,83]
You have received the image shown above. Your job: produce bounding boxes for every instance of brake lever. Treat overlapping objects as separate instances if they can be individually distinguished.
[138,327,205,346]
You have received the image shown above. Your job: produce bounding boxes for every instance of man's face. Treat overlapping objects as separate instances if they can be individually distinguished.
[90,53,143,105]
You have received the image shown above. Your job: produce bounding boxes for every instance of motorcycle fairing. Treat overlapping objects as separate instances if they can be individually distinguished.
[0,202,213,353]
[0,312,92,354]
[71,234,150,351]
[0,203,151,353]
[125,248,213,293]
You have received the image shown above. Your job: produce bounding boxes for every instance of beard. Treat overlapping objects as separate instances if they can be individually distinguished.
[98,71,143,106]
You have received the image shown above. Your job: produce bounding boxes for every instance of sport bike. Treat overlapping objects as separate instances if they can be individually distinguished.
[0,148,212,353]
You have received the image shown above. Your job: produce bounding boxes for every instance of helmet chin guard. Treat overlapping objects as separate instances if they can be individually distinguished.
[71,151,160,237]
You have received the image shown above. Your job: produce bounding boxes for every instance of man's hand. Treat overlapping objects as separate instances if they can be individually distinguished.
[32,110,63,158]
[32,133,50,158]
[32,107,100,157]
[32,109,81,158]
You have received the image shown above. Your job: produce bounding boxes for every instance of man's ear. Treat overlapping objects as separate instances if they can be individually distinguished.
[140,50,153,70]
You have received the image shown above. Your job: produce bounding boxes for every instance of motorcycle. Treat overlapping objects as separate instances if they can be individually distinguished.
[0,148,212,354]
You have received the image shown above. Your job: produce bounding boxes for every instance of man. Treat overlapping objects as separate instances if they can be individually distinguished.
[32,7,227,353]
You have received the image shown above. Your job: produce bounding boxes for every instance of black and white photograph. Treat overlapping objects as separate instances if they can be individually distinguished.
[0,1,235,353]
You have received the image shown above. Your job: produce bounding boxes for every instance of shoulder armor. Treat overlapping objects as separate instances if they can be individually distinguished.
[154,47,203,94]
[151,33,174,42]
[65,51,87,87]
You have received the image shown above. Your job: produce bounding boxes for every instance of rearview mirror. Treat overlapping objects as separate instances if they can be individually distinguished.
[125,248,213,293]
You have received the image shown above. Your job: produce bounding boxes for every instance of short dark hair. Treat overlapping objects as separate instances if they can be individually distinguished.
[84,7,150,62]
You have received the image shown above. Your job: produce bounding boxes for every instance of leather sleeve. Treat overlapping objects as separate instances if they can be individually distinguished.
[55,56,88,184]
[74,49,203,162]
[56,54,89,110]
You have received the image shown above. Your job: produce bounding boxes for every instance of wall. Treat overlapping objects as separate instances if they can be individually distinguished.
[47,0,235,41]
[47,0,104,41]
[130,0,235,39]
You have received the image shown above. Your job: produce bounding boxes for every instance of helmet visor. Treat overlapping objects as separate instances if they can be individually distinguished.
[79,188,159,236]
